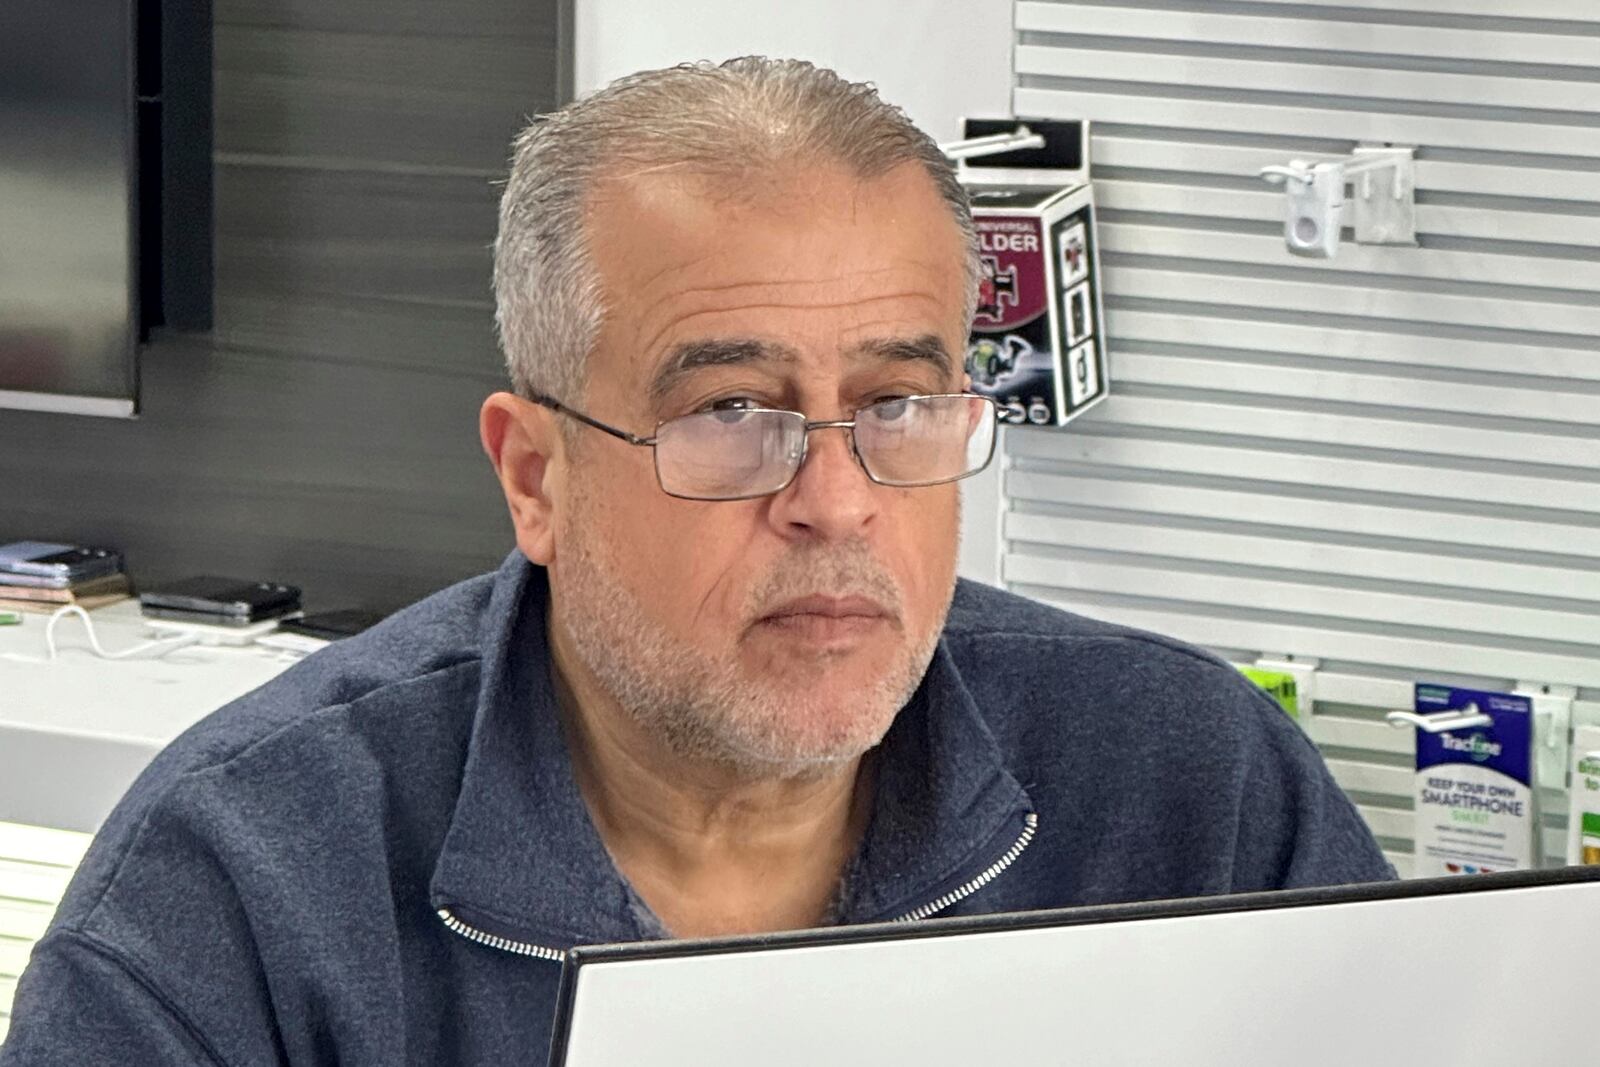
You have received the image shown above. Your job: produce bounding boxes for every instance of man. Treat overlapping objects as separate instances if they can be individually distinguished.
[3,58,1390,1065]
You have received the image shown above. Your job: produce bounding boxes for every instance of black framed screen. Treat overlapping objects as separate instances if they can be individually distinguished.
[0,1,138,415]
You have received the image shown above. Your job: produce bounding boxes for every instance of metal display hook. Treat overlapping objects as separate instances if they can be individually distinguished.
[1258,145,1415,259]
[1386,705,1493,734]
[939,125,1046,162]
[1260,153,1409,201]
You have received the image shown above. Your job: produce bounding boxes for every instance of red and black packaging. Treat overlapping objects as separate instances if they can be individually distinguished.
[958,120,1109,427]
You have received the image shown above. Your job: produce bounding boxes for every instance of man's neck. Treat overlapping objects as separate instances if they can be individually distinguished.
[548,621,873,939]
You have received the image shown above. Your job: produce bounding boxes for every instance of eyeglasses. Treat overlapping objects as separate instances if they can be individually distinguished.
[531,392,1000,501]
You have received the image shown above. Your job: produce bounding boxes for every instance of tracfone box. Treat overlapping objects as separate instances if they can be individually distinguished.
[958,119,1108,427]
[1411,684,1537,877]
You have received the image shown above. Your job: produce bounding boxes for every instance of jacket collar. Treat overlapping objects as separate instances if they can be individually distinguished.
[428,553,1031,950]
[837,642,1033,925]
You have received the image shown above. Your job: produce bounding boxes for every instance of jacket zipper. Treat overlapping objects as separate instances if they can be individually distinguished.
[436,907,565,962]
[891,812,1039,923]
[436,811,1038,954]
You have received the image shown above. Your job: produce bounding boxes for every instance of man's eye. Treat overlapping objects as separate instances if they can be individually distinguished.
[871,397,910,421]
[703,396,764,423]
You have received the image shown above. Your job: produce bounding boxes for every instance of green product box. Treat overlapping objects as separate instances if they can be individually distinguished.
[1238,667,1300,720]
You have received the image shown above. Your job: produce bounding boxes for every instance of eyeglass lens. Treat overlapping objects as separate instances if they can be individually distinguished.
[651,395,996,500]
[853,395,995,487]
[653,407,806,499]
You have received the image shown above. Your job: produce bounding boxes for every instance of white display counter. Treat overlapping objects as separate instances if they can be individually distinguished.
[0,601,294,833]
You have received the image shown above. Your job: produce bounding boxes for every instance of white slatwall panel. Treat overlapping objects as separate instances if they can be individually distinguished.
[1005,0,1600,875]
[0,822,91,1044]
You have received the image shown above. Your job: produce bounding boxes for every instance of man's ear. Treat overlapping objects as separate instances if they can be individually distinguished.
[480,392,560,565]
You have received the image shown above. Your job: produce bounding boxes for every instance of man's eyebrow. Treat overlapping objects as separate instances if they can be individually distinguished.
[648,339,798,404]
[849,334,954,372]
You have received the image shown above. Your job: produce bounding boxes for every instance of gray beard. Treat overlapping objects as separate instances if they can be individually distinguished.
[552,531,946,780]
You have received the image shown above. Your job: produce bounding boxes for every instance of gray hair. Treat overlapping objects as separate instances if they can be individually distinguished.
[493,56,979,403]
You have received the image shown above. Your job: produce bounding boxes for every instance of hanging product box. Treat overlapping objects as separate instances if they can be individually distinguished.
[1237,666,1300,720]
[1566,725,1600,866]
[956,119,1109,427]
[1411,684,1537,877]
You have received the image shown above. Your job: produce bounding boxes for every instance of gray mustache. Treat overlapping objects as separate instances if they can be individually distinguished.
[748,543,903,620]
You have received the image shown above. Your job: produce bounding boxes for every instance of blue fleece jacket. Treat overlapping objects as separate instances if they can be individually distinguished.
[2,553,1391,1065]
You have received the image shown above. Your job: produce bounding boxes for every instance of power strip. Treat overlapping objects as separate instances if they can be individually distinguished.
[143,615,292,646]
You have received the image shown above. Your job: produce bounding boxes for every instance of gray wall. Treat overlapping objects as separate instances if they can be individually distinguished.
[0,0,564,612]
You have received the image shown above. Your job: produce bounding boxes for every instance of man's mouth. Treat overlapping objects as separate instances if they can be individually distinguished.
[764,595,891,620]
[755,595,896,643]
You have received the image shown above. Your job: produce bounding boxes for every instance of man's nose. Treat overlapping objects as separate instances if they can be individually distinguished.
[765,424,880,541]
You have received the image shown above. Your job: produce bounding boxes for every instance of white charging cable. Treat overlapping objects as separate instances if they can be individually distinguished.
[0,604,203,664]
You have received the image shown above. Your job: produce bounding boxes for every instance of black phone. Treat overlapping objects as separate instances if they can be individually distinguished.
[139,576,301,620]
[139,602,302,628]
[276,609,387,641]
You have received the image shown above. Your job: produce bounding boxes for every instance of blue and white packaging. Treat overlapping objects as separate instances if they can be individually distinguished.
[1412,684,1536,877]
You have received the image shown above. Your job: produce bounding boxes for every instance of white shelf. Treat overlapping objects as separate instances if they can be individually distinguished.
[0,600,293,833]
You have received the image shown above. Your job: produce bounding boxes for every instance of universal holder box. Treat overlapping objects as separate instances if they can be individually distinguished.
[955,119,1108,428]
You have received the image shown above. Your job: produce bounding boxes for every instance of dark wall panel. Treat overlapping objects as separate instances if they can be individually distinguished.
[0,0,564,611]
[216,27,543,169]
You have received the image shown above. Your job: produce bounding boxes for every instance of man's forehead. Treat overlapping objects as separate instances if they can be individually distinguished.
[584,160,959,282]
[582,160,968,403]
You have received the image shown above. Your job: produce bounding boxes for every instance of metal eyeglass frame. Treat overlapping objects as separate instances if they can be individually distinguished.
[528,391,1001,501]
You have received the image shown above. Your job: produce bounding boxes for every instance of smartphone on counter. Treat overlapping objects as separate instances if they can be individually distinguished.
[0,542,122,583]
[276,610,387,641]
[139,603,302,628]
[139,576,301,622]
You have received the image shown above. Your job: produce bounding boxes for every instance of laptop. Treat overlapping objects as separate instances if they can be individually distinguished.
[550,866,1600,1066]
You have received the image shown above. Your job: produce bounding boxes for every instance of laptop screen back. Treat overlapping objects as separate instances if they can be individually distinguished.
[552,870,1600,1067]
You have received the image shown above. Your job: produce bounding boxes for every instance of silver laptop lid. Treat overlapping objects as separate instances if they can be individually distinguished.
[551,868,1600,1067]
